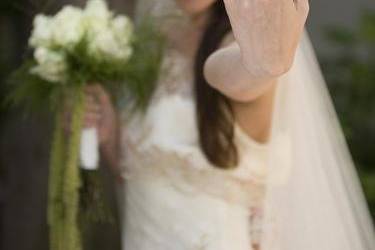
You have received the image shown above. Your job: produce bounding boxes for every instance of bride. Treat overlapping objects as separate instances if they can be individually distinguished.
[77,0,375,249]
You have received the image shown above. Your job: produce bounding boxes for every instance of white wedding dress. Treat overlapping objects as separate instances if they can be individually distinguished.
[119,45,271,250]
[117,1,375,250]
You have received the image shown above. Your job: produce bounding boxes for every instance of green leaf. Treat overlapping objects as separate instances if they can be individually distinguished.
[4,60,63,115]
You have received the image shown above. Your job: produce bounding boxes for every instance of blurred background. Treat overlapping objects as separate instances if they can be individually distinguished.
[0,0,374,249]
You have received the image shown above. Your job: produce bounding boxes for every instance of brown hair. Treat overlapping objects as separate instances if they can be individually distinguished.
[194,1,238,169]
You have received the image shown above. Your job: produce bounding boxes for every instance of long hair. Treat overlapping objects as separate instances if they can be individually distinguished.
[194,1,238,169]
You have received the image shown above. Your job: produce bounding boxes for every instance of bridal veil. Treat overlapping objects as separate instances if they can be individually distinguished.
[135,1,375,249]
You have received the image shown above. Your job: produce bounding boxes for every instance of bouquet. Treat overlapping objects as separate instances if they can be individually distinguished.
[6,0,164,249]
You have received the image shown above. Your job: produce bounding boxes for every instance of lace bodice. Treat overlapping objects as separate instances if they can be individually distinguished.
[120,44,269,204]
[153,46,195,99]
[119,44,270,249]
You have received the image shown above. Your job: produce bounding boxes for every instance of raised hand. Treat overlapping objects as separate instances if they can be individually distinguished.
[223,0,309,77]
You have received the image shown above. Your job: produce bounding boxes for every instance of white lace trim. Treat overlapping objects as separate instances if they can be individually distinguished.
[121,94,269,208]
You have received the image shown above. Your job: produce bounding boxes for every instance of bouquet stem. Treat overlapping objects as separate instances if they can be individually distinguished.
[48,87,85,250]
[62,87,85,250]
[48,110,66,250]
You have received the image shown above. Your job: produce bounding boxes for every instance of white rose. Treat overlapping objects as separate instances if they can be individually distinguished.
[31,47,68,83]
[83,0,113,38]
[29,15,54,48]
[52,6,84,48]
[83,16,110,39]
[111,16,133,45]
[88,29,118,58]
[85,0,111,20]
[88,29,132,61]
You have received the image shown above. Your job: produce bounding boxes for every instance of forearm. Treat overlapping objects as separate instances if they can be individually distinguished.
[204,42,279,102]
[208,0,309,102]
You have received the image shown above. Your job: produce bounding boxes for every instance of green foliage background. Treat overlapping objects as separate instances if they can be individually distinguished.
[321,10,375,218]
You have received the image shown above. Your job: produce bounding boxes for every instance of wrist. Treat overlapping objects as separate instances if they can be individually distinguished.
[241,54,292,79]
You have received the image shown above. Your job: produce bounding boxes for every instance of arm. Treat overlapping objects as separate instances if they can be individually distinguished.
[204,42,277,102]
[204,0,309,102]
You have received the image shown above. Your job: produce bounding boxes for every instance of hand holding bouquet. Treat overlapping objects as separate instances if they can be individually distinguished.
[6,1,164,249]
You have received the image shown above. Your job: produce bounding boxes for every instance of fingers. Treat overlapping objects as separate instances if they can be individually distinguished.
[280,0,308,20]
[83,83,110,128]
[294,0,310,17]
[83,112,101,128]
[282,0,309,25]
[281,0,298,13]
[63,83,109,131]
[296,0,309,9]
[83,92,102,128]
[85,94,100,112]
[84,83,111,105]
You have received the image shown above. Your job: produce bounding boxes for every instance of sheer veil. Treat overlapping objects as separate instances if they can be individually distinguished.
[134,1,375,249]
[263,30,375,250]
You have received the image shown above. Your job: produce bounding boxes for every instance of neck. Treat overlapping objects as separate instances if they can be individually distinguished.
[166,8,211,57]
